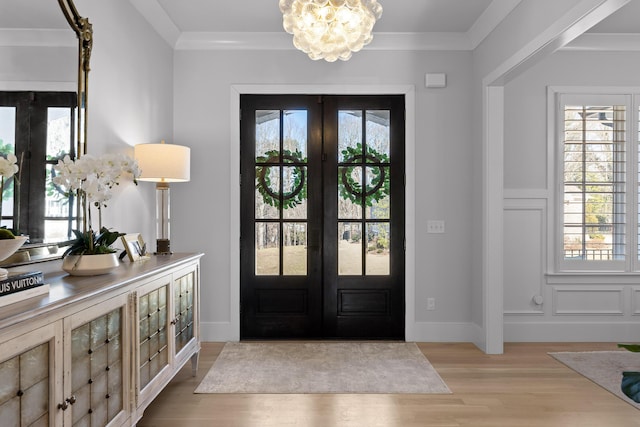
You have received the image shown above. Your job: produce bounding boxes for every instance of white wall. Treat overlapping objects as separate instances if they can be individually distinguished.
[1,0,171,248]
[0,46,75,85]
[75,0,174,243]
[171,49,476,341]
[14,0,635,346]
[468,0,630,351]
[503,50,640,342]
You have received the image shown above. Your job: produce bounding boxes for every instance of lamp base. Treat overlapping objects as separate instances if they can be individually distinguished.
[155,239,171,255]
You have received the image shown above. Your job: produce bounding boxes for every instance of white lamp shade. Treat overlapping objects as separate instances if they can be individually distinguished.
[134,142,190,182]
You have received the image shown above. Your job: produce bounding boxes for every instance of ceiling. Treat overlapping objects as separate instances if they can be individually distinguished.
[3,0,640,51]
[129,0,640,51]
[155,0,494,33]
[0,1,70,29]
[131,0,512,50]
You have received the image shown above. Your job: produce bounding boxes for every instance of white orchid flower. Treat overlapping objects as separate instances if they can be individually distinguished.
[0,153,19,178]
[52,151,140,231]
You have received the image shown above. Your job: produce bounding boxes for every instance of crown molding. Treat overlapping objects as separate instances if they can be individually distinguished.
[175,32,291,51]
[0,29,76,47]
[562,33,640,51]
[175,31,473,51]
[129,0,522,52]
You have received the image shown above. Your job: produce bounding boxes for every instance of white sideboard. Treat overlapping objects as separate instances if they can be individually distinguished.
[0,252,203,426]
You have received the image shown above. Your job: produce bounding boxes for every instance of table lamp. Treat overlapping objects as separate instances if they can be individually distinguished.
[134,140,190,254]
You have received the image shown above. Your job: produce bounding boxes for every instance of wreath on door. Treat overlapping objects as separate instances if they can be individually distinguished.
[255,149,307,209]
[339,143,390,207]
[255,144,390,209]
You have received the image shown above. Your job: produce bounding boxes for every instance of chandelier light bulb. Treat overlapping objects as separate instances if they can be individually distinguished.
[279,0,382,62]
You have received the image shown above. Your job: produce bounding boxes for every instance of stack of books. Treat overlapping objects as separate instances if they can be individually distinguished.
[0,271,48,308]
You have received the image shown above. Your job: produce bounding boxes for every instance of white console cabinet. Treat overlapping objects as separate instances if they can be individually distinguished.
[0,253,202,426]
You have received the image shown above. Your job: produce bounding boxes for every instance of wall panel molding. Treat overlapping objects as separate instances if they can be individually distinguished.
[633,287,640,316]
[552,287,624,315]
[504,189,549,200]
[503,199,546,315]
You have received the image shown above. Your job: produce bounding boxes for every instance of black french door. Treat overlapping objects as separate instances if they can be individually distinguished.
[240,94,405,339]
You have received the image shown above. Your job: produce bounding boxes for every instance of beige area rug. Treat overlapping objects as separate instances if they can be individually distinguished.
[194,342,451,394]
[550,351,640,409]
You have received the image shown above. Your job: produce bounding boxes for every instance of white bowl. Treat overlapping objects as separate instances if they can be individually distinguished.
[0,236,28,262]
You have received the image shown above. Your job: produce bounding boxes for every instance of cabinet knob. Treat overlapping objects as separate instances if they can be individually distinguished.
[66,395,77,405]
[171,314,181,325]
[58,401,69,411]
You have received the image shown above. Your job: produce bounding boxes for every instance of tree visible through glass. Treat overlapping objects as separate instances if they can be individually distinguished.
[254,109,392,276]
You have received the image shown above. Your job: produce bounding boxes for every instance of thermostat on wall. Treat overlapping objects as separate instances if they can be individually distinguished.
[425,73,446,88]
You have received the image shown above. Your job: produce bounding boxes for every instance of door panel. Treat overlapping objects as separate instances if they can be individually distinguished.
[241,95,323,338]
[323,95,405,338]
[240,94,404,339]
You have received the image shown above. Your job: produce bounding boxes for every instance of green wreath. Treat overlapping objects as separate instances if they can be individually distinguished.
[339,143,390,207]
[256,149,307,209]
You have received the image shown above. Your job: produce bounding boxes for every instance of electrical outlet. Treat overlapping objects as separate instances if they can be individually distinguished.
[427,220,445,233]
[427,297,435,310]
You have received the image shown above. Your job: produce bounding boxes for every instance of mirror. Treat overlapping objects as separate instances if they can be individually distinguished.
[0,0,91,266]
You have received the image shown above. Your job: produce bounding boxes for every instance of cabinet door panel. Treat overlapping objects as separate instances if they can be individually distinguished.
[138,280,170,390]
[173,269,197,356]
[134,276,172,411]
[0,322,63,427]
[66,294,130,427]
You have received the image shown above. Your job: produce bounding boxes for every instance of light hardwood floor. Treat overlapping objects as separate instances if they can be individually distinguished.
[137,342,640,426]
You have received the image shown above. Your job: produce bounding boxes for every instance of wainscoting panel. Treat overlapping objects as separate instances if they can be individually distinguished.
[503,191,640,342]
[503,200,546,315]
[633,287,640,316]
[552,287,624,315]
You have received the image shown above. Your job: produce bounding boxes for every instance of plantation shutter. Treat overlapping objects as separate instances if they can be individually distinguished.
[560,94,628,264]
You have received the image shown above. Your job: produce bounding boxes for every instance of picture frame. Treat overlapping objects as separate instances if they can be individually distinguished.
[121,233,149,261]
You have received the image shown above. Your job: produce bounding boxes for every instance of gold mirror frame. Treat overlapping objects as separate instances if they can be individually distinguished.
[59,0,92,157]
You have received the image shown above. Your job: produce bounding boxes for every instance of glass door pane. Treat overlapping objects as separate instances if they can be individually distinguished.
[337,109,391,276]
[254,110,308,276]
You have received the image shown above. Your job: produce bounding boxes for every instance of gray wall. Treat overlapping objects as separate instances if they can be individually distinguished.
[11,0,637,345]
[171,49,475,341]
[77,0,174,243]
[503,50,640,341]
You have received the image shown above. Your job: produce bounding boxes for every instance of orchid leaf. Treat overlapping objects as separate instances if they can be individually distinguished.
[60,227,124,256]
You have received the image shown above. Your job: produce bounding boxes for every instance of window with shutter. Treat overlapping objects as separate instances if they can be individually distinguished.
[555,91,640,272]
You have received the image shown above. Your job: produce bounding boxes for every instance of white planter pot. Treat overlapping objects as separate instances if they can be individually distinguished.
[62,253,120,276]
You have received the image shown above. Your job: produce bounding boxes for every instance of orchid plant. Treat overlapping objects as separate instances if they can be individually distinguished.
[53,153,141,255]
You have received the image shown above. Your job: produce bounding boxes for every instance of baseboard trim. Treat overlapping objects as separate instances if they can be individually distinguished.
[202,321,481,343]
[410,321,479,343]
[505,321,640,342]
[202,320,639,345]
[201,321,236,342]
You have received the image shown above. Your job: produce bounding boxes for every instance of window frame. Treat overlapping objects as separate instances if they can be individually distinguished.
[551,87,640,273]
[0,91,77,243]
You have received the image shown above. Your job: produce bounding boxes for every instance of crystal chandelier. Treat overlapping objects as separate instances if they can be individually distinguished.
[279,0,383,62]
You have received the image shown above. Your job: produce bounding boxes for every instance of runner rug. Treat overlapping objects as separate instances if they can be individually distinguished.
[194,342,451,394]
[549,351,640,409]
